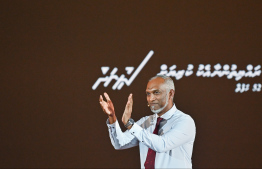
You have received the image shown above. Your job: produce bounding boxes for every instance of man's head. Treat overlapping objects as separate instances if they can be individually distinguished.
[146,75,175,115]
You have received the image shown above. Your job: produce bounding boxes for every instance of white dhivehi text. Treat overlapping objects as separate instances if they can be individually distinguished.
[158,64,261,93]
[92,50,154,90]
[92,51,261,93]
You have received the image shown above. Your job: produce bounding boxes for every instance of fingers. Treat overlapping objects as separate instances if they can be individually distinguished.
[130,93,133,103]
[99,93,114,114]
[100,99,110,115]
[99,95,103,102]
[99,95,105,109]
[99,95,105,106]
[125,93,133,108]
[99,95,108,111]
[104,92,111,102]
[128,93,133,105]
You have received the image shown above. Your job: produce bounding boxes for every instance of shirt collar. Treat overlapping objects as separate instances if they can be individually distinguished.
[156,103,177,120]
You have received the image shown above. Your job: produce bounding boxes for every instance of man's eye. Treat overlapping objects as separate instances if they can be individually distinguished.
[146,93,150,96]
[154,91,160,94]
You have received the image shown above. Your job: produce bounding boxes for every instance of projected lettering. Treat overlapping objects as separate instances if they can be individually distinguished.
[158,64,261,80]
[158,64,261,93]
[235,83,261,93]
[92,51,261,93]
[92,50,154,90]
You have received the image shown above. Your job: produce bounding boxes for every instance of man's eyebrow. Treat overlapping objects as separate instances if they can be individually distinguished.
[146,89,159,92]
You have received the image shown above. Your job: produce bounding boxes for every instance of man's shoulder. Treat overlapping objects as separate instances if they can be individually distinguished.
[171,109,195,124]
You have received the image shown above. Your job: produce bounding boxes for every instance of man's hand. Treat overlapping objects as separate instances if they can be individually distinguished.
[99,92,116,124]
[122,93,133,125]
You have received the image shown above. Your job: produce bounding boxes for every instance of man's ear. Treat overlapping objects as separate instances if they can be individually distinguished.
[169,89,175,100]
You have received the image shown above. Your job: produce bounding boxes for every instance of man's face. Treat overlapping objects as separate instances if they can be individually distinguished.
[146,77,169,113]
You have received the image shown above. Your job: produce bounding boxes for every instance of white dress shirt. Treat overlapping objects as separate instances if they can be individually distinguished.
[106,104,196,169]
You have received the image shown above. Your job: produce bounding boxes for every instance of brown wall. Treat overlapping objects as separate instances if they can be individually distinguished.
[0,1,261,168]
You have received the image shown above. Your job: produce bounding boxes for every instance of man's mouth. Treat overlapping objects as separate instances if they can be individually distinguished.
[150,103,158,106]
[150,103,159,109]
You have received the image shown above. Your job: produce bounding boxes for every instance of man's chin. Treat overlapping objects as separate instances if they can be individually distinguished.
[150,101,169,114]
[150,106,164,114]
[150,105,158,110]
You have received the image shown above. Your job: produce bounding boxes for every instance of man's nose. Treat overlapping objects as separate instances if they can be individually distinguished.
[149,94,156,101]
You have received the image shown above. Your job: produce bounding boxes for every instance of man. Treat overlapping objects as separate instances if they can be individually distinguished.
[99,75,196,169]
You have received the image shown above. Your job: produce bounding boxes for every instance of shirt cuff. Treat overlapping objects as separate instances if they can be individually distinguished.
[128,123,143,138]
[106,118,116,132]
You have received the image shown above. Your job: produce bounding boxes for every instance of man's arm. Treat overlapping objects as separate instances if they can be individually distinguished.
[128,115,196,153]
[100,93,139,149]
[107,119,139,149]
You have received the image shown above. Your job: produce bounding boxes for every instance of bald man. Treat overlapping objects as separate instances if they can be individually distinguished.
[99,75,196,169]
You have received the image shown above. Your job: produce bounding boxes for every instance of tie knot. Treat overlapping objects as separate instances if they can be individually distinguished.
[156,117,163,126]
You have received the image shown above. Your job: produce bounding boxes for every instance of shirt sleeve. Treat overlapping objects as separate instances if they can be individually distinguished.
[106,119,139,150]
[128,115,196,153]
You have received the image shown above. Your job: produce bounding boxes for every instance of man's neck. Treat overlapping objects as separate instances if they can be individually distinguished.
[158,102,173,117]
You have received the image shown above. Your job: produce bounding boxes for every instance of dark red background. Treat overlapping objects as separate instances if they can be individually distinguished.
[0,1,261,168]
